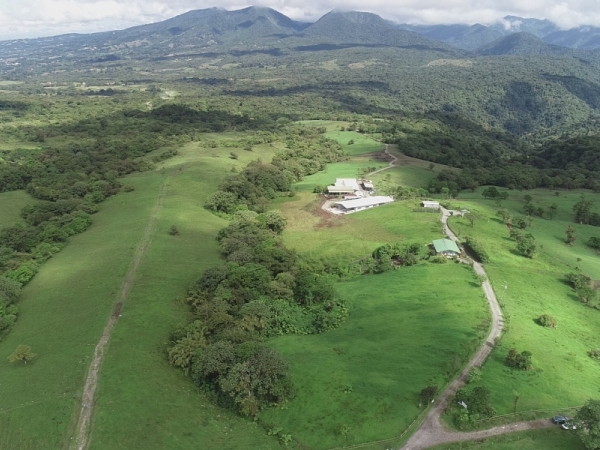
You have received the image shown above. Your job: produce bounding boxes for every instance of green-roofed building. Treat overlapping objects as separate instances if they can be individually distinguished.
[432,238,461,257]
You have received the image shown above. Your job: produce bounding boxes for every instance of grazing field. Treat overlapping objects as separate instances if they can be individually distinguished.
[0,137,283,450]
[446,188,600,415]
[371,144,451,189]
[292,158,388,193]
[0,190,38,229]
[261,265,490,449]
[278,192,443,261]
[324,130,385,156]
[430,428,585,450]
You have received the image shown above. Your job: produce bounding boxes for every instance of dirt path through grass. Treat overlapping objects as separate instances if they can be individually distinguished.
[69,178,168,450]
[366,144,397,176]
[400,207,551,449]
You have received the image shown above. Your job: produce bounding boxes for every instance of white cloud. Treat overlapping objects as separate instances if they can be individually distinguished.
[1,0,600,39]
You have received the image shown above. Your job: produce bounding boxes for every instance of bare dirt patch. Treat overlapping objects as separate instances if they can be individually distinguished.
[311,198,345,228]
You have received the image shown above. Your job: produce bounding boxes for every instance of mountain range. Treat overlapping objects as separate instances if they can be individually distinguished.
[1,6,598,65]
[399,15,600,51]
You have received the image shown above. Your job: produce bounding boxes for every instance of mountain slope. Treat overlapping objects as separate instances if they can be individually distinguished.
[475,32,573,56]
[399,15,600,51]
[303,10,458,51]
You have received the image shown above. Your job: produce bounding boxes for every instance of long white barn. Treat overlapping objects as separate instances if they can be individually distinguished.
[334,196,394,213]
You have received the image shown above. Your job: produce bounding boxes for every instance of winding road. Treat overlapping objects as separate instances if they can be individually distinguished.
[400,208,553,449]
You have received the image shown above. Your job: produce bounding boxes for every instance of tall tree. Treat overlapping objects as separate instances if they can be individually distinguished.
[548,203,558,220]
[573,196,593,224]
[576,399,600,450]
[8,344,36,364]
[566,225,577,246]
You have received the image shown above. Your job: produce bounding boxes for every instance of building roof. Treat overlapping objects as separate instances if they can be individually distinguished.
[327,186,356,193]
[362,181,374,189]
[334,178,360,190]
[432,239,461,254]
[422,201,440,207]
[335,196,394,210]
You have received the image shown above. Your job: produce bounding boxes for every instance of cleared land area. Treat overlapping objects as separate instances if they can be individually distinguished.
[0,190,38,229]
[446,188,600,415]
[0,137,283,450]
[261,265,490,449]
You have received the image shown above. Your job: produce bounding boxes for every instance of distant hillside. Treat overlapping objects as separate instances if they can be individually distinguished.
[303,10,455,51]
[398,15,600,51]
[475,33,572,56]
[399,23,503,51]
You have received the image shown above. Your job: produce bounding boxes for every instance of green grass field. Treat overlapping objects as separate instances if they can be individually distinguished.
[278,192,443,261]
[292,158,388,193]
[0,190,38,229]
[445,188,600,415]
[430,428,584,450]
[261,264,490,449]
[0,137,283,450]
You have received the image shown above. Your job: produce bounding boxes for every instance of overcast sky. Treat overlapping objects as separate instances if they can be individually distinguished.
[1,0,600,40]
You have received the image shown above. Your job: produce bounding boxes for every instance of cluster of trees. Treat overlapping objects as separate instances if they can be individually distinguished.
[505,348,533,370]
[366,242,421,273]
[509,229,538,258]
[565,272,597,305]
[454,386,496,427]
[168,210,347,416]
[0,277,21,339]
[573,196,600,226]
[0,103,283,339]
[424,135,600,194]
[206,127,346,214]
[463,237,490,263]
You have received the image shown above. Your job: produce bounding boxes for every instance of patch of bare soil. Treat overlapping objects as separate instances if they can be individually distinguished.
[69,179,168,450]
[311,198,344,228]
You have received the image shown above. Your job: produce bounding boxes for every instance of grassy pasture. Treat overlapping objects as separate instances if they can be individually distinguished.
[261,264,490,449]
[278,193,443,261]
[445,188,600,415]
[325,130,385,156]
[0,136,283,450]
[0,190,38,229]
[292,158,388,193]
[88,140,282,450]
[430,428,584,450]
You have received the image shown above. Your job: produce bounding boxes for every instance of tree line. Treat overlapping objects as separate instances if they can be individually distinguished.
[168,210,347,416]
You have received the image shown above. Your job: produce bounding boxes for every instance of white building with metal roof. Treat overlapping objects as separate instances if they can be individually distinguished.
[326,178,361,194]
[334,196,394,213]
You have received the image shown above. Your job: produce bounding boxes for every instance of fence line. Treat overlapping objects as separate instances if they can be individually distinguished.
[328,405,431,450]
[473,405,582,423]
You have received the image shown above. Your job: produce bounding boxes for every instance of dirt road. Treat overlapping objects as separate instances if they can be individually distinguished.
[400,207,544,450]
[69,179,168,450]
[366,144,397,177]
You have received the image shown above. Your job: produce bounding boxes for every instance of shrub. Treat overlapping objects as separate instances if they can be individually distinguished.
[505,348,532,370]
[169,225,180,236]
[537,314,557,328]
[588,349,600,361]
[430,255,448,264]
[463,236,490,263]
[468,366,482,383]
[419,385,438,404]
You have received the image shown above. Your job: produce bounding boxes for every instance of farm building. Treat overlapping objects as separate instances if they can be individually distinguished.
[422,201,440,209]
[327,178,361,195]
[361,180,375,191]
[431,239,461,257]
[334,196,394,213]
